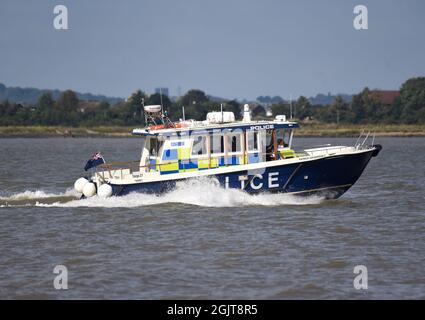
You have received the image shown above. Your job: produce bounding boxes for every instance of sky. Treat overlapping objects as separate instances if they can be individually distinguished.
[1,0,425,100]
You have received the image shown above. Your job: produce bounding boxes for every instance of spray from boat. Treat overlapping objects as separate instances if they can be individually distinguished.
[1,178,325,208]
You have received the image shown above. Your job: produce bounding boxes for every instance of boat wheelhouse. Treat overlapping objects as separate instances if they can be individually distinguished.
[74,104,381,199]
[134,120,298,175]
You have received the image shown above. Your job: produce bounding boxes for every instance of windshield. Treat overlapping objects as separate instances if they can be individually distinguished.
[147,137,164,157]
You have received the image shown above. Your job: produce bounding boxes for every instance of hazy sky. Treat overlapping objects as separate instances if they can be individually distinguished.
[1,0,424,100]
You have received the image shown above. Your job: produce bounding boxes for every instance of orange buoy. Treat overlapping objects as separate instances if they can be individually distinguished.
[148,124,166,130]
[148,123,186,130]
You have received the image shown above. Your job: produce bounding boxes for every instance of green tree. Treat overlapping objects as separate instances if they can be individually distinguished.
[251,104,266,118]
[386,96,402,123]
[271,103,290,117]
[328,96,352,124]
[58,90,79,112]
[400,77,425,124]
[180,89,209,107]
[223,100,241,119]
[120,90,147,124]
[146,93,172,110]
[37,92,54,111]
[294,96,311,120]
[128,90,146,107]
[350,88,369,123]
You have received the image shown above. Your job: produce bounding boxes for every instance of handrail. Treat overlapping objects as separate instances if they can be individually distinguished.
[354,129,377,150]
[97,161,140,168]
[354,129,365,148]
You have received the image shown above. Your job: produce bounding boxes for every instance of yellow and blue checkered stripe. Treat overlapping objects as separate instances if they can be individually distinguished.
[158,148,257,175]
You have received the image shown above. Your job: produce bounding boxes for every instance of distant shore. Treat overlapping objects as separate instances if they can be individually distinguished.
[0,124,424,138]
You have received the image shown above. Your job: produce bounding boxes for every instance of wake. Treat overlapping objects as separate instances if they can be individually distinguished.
[1,179,324,208]
[0,189,79,207]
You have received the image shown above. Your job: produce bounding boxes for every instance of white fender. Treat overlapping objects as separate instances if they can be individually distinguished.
[98,184,113,198]
[82,182,96,198]
[74,177,89,193]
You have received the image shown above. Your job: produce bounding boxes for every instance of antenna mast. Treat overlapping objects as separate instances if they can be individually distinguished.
[220,103,224,123]
[141,97,145,111]
[289,94,293,120]
[159,88,164,113]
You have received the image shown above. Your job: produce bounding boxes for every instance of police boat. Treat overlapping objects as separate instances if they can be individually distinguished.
[74,104,382,199]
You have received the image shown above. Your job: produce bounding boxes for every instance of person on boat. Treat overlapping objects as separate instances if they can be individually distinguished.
[277,138,284,150]
[277,138,289,150]
[277,138,295,159]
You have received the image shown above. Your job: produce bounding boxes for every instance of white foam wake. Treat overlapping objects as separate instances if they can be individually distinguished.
[35,178,324,208]
[0,188,78,201]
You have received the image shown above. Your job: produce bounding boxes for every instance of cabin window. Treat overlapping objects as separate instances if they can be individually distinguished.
[265,129,276,161]
[148,137,163,157]
[247,132,259,151]
[266,129,274,148]
[228,134,241,153]
[276,129,290,148]
[210,135,224,154]
[192,136,207,155]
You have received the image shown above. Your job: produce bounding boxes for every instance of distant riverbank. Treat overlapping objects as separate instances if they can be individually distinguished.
[0,124,424,138]
[294,123,425,137]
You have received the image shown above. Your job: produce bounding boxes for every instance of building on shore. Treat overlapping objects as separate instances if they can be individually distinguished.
[369,90,400,104]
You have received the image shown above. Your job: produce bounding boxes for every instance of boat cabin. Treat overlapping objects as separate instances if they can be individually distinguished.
[133,119,299,175]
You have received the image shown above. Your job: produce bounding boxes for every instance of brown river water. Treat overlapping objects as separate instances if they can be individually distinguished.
[0,137,424,299]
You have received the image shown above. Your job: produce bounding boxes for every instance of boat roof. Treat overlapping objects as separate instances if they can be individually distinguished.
[132,120,299,137]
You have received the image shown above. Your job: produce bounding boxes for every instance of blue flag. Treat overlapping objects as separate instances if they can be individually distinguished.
[84,152,105,171]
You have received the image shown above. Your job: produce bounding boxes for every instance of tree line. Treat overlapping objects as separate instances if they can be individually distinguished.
[271,78,425,124]
[1,77,424,126]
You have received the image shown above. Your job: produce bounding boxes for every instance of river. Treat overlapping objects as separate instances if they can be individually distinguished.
[0,137,424,299]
